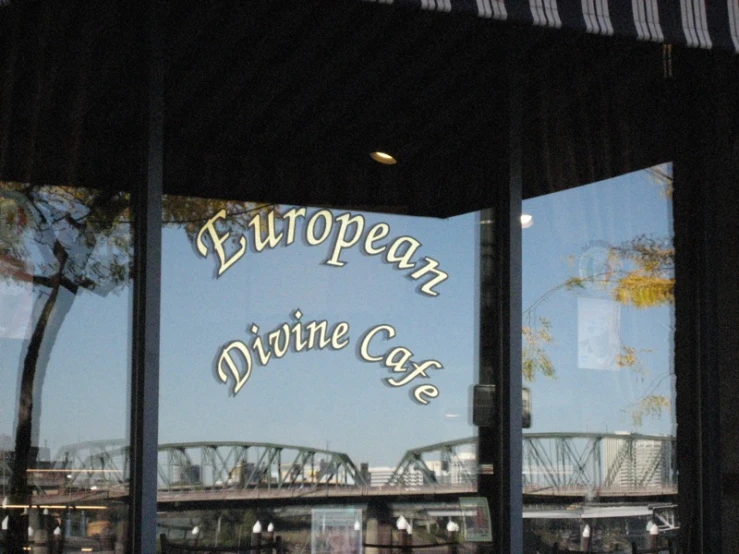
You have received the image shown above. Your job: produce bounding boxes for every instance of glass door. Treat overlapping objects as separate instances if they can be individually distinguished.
[521,164,677,553]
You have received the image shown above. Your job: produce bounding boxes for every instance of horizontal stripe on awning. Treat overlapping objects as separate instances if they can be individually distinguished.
[362,0,739,53]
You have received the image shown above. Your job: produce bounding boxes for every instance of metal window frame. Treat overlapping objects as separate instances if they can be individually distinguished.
[126,10,525,553]
[127,8,730,554]
[671,47,726,554]
[475,32,524,554]
[129,2,164,553]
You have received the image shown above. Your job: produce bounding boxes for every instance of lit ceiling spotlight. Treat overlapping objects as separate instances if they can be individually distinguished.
[370,151,397,165]
[520,213,534,228]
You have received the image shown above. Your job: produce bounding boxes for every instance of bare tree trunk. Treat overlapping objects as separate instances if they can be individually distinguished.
[7,247,67,554]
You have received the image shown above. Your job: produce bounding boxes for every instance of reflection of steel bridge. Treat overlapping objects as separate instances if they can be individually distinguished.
[41,440,369,491]
[2,433,677,505]
[389,433,677,498]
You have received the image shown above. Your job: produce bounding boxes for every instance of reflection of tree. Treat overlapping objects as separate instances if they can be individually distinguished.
[0,180,271,552]
[523,170,675,427]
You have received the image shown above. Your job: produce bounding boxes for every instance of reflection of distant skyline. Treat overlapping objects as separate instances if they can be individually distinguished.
[4,432,675,504]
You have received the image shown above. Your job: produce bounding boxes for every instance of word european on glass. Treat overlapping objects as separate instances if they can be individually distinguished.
[196,208,449,405]
[196,207,448,296]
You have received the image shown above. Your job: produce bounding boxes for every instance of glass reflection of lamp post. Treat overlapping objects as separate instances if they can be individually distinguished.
[647,523,659,549]
[267,522,275,554]
[1,513,8,553]
[0,497,7,550]
[580,524,591,552]
[41,507,49,543]
[252,521,262,554]
[52,525,62,554]
[446,521,459,554]
[396,516,408,554]
[353,520,362,554]
[265,522,275,554]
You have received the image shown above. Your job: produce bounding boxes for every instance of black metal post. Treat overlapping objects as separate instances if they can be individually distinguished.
[476,28,524,554]
[128,1,164,553]
[672,47,732,554]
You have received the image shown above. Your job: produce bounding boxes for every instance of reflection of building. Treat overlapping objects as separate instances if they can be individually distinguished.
[369,466,400,487]
[0,444,55,493]
[604,435,671,489]
[174,463,201,484]
[0,446,49,464]
[428,453,476,485]
[370,452,477,487]
[449,452,476,485]
[37,443,50,463]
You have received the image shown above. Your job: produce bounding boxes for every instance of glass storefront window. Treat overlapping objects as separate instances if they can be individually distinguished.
[1,3,148,548]
[522,164,677,552]
[6,0,737,551]
[157,201,483,551]
[0,183,133,552]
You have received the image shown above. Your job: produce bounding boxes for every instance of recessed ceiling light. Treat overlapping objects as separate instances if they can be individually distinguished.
[370,151,397,165]
[520,214,533,228]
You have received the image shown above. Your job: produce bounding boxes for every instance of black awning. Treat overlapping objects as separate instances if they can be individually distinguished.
[364,0,739,52]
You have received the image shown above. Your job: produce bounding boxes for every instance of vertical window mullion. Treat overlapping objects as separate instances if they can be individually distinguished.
[477,31,524,554]
[500,29,524,554]
[129,1,164,553]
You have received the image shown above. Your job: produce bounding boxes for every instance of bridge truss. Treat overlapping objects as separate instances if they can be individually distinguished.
[4,433,676,501]
[156,441,368,490]
[387,433,677,497]
[21,440,368,497]
[387,437,476,487]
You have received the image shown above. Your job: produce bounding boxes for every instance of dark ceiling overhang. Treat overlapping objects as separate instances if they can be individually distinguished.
[1,0,675,217]
[366,0,739,54]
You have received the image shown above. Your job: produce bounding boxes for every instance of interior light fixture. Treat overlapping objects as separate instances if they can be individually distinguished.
[520,214,534,228]
[370,151,397,165]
